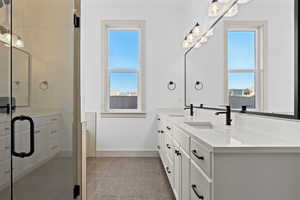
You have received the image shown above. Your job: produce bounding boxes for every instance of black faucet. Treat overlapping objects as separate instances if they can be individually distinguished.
[184,104,194,116]
[215,106,232,126]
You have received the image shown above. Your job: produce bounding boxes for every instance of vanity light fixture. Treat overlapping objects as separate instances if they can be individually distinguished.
[0,0,25,48]
[0,26,25,48]
[182,0,252,49]
[208,0,252,18]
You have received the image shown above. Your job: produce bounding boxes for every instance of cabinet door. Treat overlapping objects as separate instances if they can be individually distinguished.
[173,141,181,200]
[181,148,190,200]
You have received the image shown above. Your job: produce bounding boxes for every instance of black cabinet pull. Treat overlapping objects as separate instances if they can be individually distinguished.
[157,145,160,149]
[157,118,161,121]
[166,166,171,174]
[175,150,181,156]
[167,144,171,149]
[12,115,35,158]
[192,150,204,160]
[166,126,171,130]
[161,130,164,134]
[192,184,204,199]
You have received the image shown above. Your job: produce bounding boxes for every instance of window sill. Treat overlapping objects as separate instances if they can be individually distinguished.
[100,112,147,118]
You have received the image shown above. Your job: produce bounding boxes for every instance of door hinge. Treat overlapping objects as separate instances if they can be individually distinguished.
[74,14,80,28]
[73,185,80,199]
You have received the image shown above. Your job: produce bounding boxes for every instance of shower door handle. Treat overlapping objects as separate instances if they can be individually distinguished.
[11,115,35,158]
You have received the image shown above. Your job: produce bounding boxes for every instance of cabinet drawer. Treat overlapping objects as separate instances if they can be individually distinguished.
[191,160,211,200]
[190,139,211,177]
[173,126,190,154]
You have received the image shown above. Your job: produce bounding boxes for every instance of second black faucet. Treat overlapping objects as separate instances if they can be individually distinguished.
[215,106,232,126]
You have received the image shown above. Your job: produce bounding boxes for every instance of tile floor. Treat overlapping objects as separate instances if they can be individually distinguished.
[87,157,175,200]
[0,157,73,200]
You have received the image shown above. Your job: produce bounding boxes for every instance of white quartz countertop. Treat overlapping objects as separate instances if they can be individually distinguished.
[157,110,300,153]
[0,110,60,123]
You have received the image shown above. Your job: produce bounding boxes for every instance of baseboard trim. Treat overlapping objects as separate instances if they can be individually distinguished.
[96,150,159,157]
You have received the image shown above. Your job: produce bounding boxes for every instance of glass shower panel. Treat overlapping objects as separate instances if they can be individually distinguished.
[8,0,75,199]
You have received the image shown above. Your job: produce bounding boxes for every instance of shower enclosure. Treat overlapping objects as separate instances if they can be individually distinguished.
[0,0,81,199]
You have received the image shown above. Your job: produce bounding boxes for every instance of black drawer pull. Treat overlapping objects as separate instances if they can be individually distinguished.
[157,145,160,149]
[166,144,171,149]
[192,150,204,160]
[166,126,171,130]
[161,130,164,134]
[175,150,181,156]
[166,167,171,174]
[192,184,204,199]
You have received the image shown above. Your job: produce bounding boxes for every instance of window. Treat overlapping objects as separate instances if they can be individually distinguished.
[224,22,266,111]
[102,21,145,115]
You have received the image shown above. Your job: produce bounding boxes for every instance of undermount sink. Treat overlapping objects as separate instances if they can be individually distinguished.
[184,121,213,130]
[168,114,184,117]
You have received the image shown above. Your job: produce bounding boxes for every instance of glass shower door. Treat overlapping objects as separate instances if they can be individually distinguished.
[7,0,75,199]
[0,0,13,199]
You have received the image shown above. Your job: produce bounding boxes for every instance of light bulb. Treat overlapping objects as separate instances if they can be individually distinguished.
[225,4,238,17]
[187,33,194,43]
[3,33,11,43]
[192,24,202,38]
[200,36,208,44]
[182,40,191,49]
[194,42,202,48]
[208,0,221,17]
[15,39,24,48]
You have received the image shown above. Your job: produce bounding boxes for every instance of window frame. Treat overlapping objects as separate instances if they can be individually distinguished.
[101,20,146,116]
[224,21,267,112]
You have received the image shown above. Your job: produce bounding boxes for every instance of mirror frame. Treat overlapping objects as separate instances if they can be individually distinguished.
[184,0,299,120]
[14,46,31,108]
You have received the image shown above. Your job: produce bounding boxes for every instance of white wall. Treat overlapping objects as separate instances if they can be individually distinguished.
[82,0,297,152]
[185,0,295,114]
[82,0,186,151]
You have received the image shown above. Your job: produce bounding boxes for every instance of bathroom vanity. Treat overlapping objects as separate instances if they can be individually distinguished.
[0,112,62,190]
[157,111,300,200]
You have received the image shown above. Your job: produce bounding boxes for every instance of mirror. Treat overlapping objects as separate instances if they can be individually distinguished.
[186,0,296,117]
[0,43,31,107]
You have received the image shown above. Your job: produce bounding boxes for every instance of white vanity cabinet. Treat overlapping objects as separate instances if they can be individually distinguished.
[157,116,192,200]
[0,113,62,190]
[157,114,300,200]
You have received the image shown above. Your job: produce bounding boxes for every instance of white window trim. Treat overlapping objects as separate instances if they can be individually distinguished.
[224,21,268,111]
[101,20,146,117]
